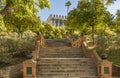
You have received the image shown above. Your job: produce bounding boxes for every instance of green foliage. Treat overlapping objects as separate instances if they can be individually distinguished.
[1,0,51,11]
[0,52,15,66]
[38,0,51,9]
[66,0,115,44]
[3,12,42,34]
[0,37,35,68]
[95,23,116,35]
[95,35,120,65]
[54,27,65,39]
[42,23,66,39]
[0,0,51,35]
[65,1,72,14]
[115,10,120,33]
[104,0,116,5]
[0,15,6,32]
[2,0,43,34]
[0,38,35,56]
[66,0,110,31]
[65,1,71,7]
[44,23,55,39]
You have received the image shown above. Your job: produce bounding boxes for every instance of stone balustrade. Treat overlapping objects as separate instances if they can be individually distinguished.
[81,41,113,78]
[22,39,42,78]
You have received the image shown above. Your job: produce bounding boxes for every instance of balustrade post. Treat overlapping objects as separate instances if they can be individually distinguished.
[99,60,112,78]
[36,41,40,59]
[23,59,36,78]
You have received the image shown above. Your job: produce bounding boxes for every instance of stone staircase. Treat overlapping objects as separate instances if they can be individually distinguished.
[36,39,98,78]
[39,47,85,58]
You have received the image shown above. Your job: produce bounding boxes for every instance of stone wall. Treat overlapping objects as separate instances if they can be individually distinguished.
[112,65,120,77]
[0,64,22,78]
[46,14,66,27]
[0,68,10,78]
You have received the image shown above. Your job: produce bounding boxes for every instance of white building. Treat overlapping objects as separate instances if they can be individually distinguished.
[46,14,67,27]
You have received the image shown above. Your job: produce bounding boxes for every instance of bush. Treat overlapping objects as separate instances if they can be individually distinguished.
[95,35,120,65]
[0,38,35,56]
[0,38,35,68]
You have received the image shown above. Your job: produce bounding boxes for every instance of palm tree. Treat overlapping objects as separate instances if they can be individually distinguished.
[65,1,71,14]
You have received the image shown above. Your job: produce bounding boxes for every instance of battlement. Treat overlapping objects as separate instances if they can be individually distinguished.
[49,14,67,19]
[46,14,67,27]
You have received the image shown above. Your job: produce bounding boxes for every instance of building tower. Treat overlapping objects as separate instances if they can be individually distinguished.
[46,14,66,27]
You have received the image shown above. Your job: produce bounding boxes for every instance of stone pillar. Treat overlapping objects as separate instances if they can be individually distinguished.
[33,41,40,60]
[54,19,56,26]
[63,20,65,26]
[100,60,112,78]
[58,20,60,27]
[56,20,58,27]
[23,59,36,78]
[52,19,54,26]
[53,19,56,26]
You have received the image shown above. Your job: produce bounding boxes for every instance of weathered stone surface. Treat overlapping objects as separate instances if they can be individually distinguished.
[36,39,98,78]
[112,65,120,77]
[0,64,22,78]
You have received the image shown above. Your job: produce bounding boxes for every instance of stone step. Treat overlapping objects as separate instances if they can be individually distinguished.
[38,69,96,75]
[45,39,70,47]
[40,52,83,54]
[37,58,98,77]
[40,52,83,55]
[37,66,96,70]
[37,75,98,78]
[40,46,82,51]
[37,73,97,77]
[39,47,85,58]
[37,58,94,63]
[40,51,83,54]
[37,58,95,66]
[39,47,83,53]
[36,39,98,78]
[39,55,85,58]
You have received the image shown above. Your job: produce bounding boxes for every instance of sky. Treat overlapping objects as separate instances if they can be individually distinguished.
[38,0,120,22]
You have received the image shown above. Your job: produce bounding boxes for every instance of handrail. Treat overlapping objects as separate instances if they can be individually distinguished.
[81,41,102,66]
[81,41,116,78]
[32,40,40,60]
[81,41,102,77]
[81,41,120,77]
[36,41,40,59]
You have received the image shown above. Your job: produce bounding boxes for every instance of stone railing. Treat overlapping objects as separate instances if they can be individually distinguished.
[81,41,112,78]
[32,41,40,60]
[112,65,120,76]
[23,38,45,78]
[81,42,102,66]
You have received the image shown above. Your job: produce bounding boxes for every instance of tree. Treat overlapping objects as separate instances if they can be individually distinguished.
[104,0,116,5]
[0,0,51,17]
[66,0,113,44]
[44,23,55,39]
[0,0,51,37]
[0,15,5,32]
[65,1,71,14]
[115,10,120,33]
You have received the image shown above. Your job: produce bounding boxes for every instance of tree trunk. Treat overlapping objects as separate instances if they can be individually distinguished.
[0,4,10,17]
[67,6,69,15]
[92,25,95,44]
[103,24,107,36]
